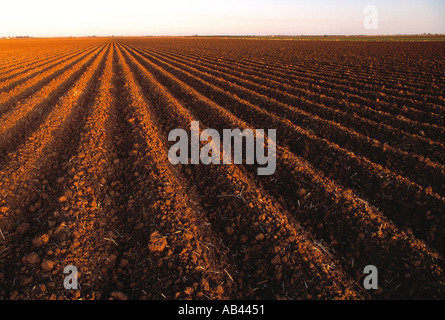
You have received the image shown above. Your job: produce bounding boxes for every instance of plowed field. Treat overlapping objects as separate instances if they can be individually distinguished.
[0,37,444,300]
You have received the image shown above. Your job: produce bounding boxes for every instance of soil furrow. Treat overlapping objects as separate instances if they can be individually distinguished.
[149,47,445,148]
[130,45,445,188]
[106,45,239,299]
[1,37,443,301]
[211,44,445,106]
[118,43,366,300]
[160,44,445,118]
[0,45,107,164]
[0,44,103,93]
[120,42,445,299]
[0,44,110,299]
[0,49,78,74]
[122,42,445,248]
[0,43,103,116]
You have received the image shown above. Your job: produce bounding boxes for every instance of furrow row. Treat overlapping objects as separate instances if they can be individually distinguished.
[118,42,366,299]
[150,47,445,146]
[0,43,110,299]
[0,44,107,164]
[0,43,102,92]
[168,47,445,117]
[120,41,445,299]
[122,43,445,244]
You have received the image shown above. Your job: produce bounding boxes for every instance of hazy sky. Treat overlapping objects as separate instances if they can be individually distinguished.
[0,0,444,37]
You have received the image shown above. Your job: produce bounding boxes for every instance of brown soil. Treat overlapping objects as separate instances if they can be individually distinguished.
[0,37,444,300]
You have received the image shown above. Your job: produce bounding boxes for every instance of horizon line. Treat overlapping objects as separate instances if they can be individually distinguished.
[2,33,445,39]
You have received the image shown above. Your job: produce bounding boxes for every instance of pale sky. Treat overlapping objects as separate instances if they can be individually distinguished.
[0,0,444,37]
